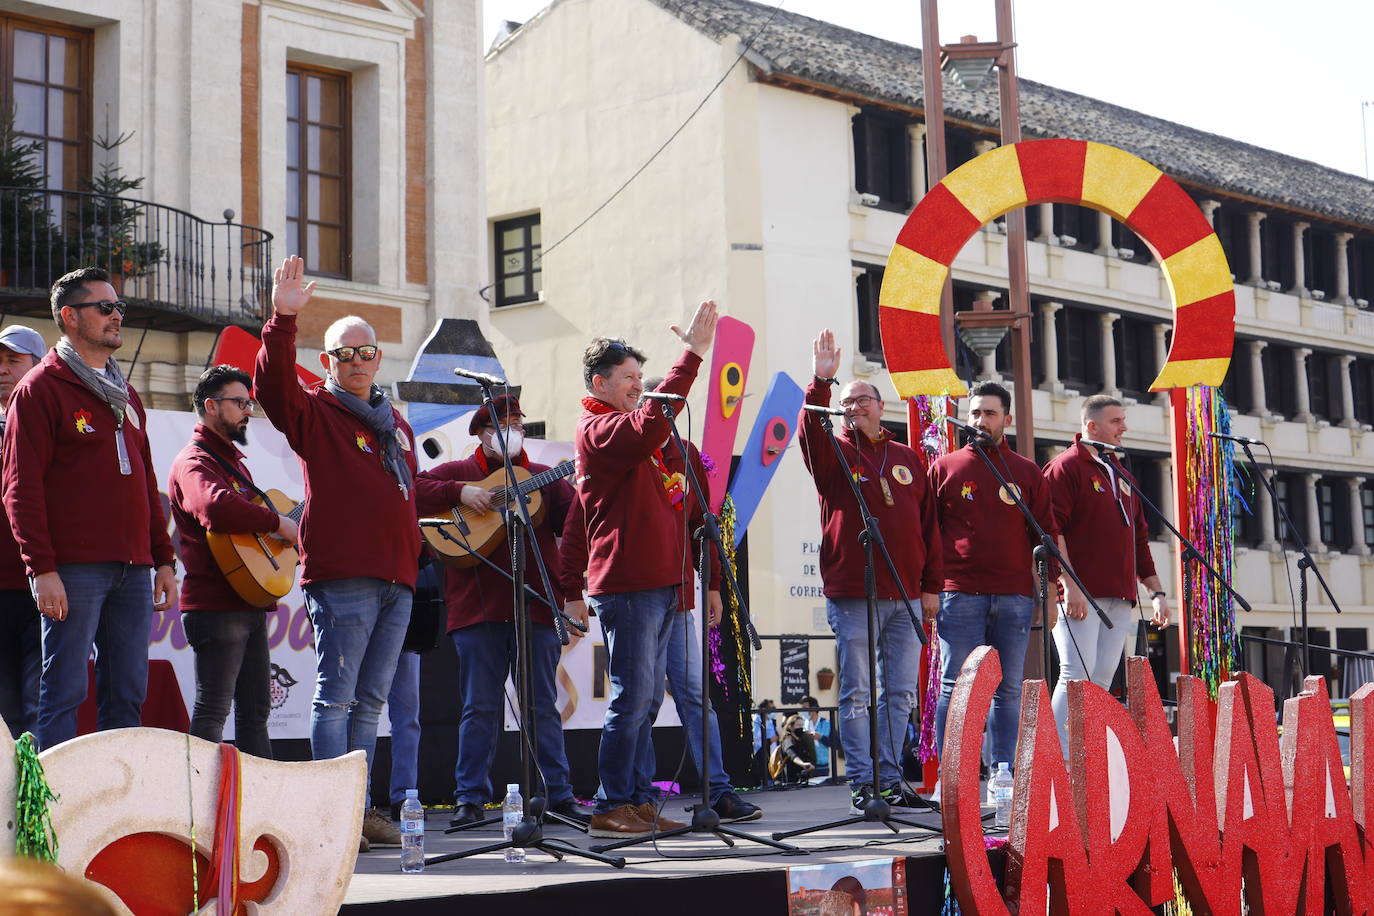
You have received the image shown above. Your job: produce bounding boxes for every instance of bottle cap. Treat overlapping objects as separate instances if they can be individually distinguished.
[507,783,520,792]
[406,788,419,798]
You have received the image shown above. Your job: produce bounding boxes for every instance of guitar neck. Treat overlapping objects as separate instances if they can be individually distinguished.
[490,462,574,504]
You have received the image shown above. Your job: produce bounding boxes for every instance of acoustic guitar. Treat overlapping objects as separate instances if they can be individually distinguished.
[206,490,304,608]
[421,460,575,567]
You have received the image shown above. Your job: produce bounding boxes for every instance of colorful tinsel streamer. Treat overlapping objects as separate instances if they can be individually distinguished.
[14,732,58,863]
[716,495,753,740]
[911,395,952,763]
[1184,386,1241,696]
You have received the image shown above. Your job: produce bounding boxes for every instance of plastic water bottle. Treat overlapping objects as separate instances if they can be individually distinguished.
[993,762,1014,829]
[399,789,425,873]
[502,783,526,864]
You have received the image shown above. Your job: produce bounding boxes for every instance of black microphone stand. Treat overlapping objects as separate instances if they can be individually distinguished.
[428,380,625,869]
[771,410,939,844]
[590,400,797,854]
[1240,440,1341,681]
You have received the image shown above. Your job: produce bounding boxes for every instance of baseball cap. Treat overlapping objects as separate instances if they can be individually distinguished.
[0,325,47,360]
[468,394,524,435]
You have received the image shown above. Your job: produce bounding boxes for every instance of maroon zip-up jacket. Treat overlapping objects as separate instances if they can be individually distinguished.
[797,379,941,599]
[416,449,571,631]
[169,424,283,612]
[1043,435,1157,601]
[253,313,436,589]
[0,420,27,590]
[2,349,174,576]
[574,349,719,603]
[928,440,1059,596]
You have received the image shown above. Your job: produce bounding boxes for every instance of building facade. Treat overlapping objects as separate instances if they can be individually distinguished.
[0,0,485,402]
[485,0,1374,706]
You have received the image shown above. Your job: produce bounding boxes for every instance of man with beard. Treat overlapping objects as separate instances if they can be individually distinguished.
[168,365,299,758]
[3,268,177,749]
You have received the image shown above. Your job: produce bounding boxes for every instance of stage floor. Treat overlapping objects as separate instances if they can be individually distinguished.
[342,784,957,912]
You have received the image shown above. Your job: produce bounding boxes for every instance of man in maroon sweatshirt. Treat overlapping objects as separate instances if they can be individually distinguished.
[0,324,47,739]
[799,328,941,814]
[168,364,299,759]
[574,300,721,838]
[254,255,440,851]
[927,380,1058,773]
[3,268,177,750]
[1043,394,1168,754]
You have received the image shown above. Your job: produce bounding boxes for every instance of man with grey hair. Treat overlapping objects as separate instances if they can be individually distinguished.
[0,324,46,738]
[3,269,176,749]
[255,255,449,851]
[1043,393,1169,755]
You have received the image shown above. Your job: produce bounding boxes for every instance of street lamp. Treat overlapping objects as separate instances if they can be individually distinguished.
[939,36,1006,91]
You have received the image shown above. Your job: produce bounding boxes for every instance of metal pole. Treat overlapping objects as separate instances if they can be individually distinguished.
[920,0,956,366]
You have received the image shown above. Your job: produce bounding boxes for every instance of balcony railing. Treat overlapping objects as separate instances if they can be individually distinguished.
[0,187,273,329]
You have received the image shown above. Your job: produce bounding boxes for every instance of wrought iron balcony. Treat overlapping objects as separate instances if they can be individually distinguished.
[0,187,273,331]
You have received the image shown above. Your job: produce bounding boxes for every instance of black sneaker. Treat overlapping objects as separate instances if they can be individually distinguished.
[884,783,939,812]
[849,785,879,816]
[547,799,591,826]
[448,802,486,828]
[712,792,762,823]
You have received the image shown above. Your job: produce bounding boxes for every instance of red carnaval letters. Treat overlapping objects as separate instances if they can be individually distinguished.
[942,646,1374,915]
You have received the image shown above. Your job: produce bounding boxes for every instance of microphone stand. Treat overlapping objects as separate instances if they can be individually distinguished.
[590,399,797,854]
[1240,440,1341,681]
[428,380,625,869]
[771,410,939,844]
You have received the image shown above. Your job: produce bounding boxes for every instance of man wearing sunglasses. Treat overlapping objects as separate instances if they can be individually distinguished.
[799,328,941,815]
[167,365,300,760]
[254,255,451,852]
[2,268,177,750]
[1042,395,1168,755]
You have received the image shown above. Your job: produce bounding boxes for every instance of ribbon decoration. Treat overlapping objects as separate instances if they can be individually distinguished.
[911,395,952,763]
[14,732,58,863]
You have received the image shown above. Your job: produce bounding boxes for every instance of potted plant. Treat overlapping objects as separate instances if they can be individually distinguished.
[68,127,164,288]
[0,105,59,289]
[816,667,835,691]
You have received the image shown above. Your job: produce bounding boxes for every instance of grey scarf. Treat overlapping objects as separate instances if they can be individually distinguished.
[325,378,412,498]
[56,337,129,424]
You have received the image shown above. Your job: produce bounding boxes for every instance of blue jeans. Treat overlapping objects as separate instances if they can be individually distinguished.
[36,563,153,749]
[387,650,421,806]
[635,609,733,804]
[589,586,677,814]
[1051,597,1133,755]
[303,577,412,809]
[935,592,1034,767]
[450,622,572,806]
[827,598,922,789]
[0,589,41,739]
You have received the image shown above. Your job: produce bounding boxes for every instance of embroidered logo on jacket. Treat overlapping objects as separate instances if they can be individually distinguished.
[74,409,95,434]
[355,431,374,453]
[960,481,976,500]
[1092,477,1105,493]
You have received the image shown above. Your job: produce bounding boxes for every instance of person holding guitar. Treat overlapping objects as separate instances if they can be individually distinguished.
[167,365,299,759]
[415,394,586,827]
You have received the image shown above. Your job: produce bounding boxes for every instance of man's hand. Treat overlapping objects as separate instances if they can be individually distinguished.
[33,571,67,621]
[276,514,299,545]
[153,565,177,611]
[812,328,841,380]
[803,761,816,772]
[670,299,719,357]
[460,484,494,512]
[1150,593,1170,628]
[920,592,939,622]
[271,255,316,316]
[706,589,723,628]
[564,599,589,642]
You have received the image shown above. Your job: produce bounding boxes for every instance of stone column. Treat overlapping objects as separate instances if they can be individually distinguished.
[1335,232,1353,304]
[1198,199,1220,227]
[1294,347,1313,422]
[1258,469,1278,550]
[1340,354,1357,428]
[909,123,928,202]
[1349,477,1370,556]
[1035,203,1055,244]
[1152,323,1170,406]
[1095,210,1115,257]
[1291,221,1309,296]
[1100,311,1121,397]
[1248,340,1268,417]
[1304,472,1326,554]
[1247,211,1266,286]
[1039,301,1062,393]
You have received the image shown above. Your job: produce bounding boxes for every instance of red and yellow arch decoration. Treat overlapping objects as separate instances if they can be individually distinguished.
[879,138,1234,396]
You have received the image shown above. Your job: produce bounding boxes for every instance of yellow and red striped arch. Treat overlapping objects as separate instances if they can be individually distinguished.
[879,139,1234,398]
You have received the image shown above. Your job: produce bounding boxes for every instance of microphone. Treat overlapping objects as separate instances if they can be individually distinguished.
[802,403,847,416]
[641,391,686,402]
[453,367,507,386]
[1208,431,1264,447]
[1081,437,1125,454]
[943,415,991,442]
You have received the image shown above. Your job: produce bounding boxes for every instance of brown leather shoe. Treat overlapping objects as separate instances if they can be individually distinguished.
[637,802,686,831]
[358,834,370,854]
[587,804,656,838]
[362,807,402,847]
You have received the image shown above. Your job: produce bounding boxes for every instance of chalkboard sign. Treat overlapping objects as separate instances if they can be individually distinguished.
[780,636,809,704]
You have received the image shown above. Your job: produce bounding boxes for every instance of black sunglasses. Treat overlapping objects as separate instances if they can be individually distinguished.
[69,299,128,317]
[327,345,379,362]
